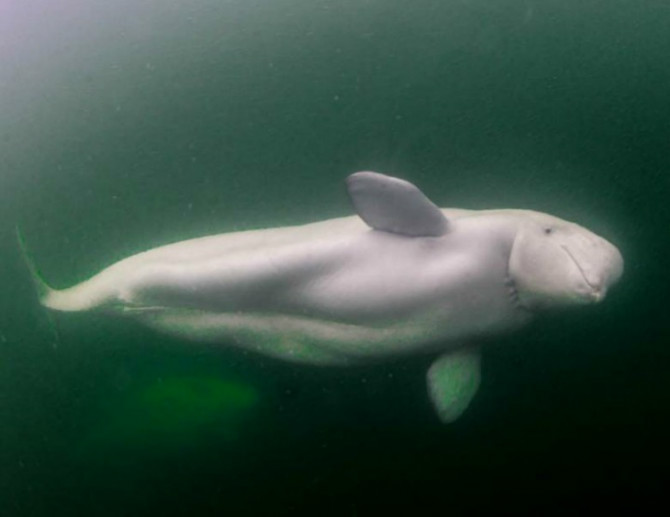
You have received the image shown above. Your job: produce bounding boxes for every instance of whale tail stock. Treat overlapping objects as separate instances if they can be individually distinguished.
[15,226,111,313]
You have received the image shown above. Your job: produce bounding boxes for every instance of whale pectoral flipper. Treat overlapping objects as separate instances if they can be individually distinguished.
[346,171,449,237]
[427,349,481,423]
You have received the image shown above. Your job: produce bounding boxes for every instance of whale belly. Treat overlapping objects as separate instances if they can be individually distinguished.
[120,225,521,364]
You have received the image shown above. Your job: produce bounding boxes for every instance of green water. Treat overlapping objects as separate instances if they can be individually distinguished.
[1,1,669,515]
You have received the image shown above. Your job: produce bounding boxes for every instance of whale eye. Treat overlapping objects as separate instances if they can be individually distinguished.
[544,227,553,235]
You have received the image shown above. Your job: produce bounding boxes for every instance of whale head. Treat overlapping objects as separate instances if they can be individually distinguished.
[508,211,624,310]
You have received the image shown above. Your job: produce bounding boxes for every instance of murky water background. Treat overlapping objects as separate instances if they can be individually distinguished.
[1,1,669,515]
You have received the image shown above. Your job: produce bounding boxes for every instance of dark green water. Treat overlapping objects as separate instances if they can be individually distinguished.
[1,1,669,515]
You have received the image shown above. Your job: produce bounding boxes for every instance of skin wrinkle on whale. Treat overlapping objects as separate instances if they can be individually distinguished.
[20,171,624,423]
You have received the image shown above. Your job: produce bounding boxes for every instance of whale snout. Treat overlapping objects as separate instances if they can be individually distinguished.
[565,234,624,304]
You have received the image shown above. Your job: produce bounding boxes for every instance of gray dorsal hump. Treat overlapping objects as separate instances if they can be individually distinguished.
[345,171,449,237]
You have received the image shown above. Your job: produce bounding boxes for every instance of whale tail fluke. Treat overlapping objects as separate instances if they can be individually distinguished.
[16,225,55,304]
[16,225,62,347]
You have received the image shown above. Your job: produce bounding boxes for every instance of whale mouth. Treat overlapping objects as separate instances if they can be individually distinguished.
[560,245,603,301]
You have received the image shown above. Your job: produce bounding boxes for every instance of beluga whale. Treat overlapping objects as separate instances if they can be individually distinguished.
[20,171,624,423]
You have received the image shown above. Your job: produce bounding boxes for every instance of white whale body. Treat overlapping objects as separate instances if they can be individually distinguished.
[22,172,624,422]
